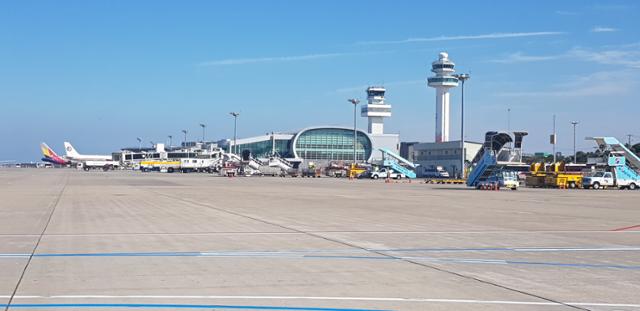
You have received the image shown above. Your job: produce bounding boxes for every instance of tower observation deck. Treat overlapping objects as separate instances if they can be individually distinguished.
[361,86,392,135]
[427,52,459,142]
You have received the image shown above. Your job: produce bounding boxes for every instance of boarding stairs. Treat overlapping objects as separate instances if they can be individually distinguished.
[268,156,297,171]
[591,137,640,181]
[379,148,417,179]
[466,131,528,187]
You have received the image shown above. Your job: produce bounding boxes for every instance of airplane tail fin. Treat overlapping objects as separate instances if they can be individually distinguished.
[63,142,80,157]
[40,142,60,158]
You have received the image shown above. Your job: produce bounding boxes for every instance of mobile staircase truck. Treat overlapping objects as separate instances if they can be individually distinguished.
[268,155,301,177]
[378,147,417,179]
[466,131,529,190]
[582,137,640,190]
[240,150,269,176]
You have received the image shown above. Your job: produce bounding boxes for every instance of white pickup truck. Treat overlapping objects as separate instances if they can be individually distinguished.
[583,171,638,190]
[371,168,405,180]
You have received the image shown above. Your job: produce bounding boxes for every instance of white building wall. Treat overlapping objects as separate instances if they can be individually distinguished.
[410,141,482,178]
[369,133,400,161]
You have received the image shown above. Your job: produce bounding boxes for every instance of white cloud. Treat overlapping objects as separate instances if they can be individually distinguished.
[355,31,566,45]
[489,46,640,69]
[490,52,563,64]
[198,52,350,66]
[496,71,638,97]
[331,79,424,94]
[568,47,640,68]
[591,26,618,33]
[199,50,395,66]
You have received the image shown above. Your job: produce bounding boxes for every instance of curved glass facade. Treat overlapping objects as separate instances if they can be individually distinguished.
[293,128,372,161]
[237,139,291,158]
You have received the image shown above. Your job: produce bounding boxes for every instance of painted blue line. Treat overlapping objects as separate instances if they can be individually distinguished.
[12,251,639,270]
[371,247,513,252]
[0,303,390,311]
[303,255,394,260]
[504,260,640,270]
[34,252,204,257]
[371,246,640,252]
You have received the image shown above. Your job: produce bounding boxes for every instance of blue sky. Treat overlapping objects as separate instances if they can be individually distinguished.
[1,0,639,161]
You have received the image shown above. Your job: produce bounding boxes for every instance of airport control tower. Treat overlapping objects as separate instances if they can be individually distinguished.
[427,52,459,142]
[361,86,392,135]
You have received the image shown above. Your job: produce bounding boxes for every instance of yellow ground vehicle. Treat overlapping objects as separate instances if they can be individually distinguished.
[302,162,322,178]
[139,160,181,173]
[526,162,585,188]
[544,162,585,189]
[347,163,367,179]
[525,162,546,187]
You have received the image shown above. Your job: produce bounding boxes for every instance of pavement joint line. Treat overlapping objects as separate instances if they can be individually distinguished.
[2,229,639,237]
[1,295,639,308]
[152,191,591,311]
[4,172,68,311]
[0,303,388,311]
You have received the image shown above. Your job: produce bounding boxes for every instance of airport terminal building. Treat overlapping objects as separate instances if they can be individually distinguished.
[221,126,375,163]
[221,87,400,165]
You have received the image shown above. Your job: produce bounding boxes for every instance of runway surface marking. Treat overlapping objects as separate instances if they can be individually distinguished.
[611,224,640,231]
[1,250,638,270]
[3,245,640,258]
[3,230,640,237]
[1,296,640,308]
[0,303,388,310]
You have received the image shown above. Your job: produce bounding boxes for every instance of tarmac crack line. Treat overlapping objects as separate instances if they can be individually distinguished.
[4,173,69,311]
[153,192,589,311]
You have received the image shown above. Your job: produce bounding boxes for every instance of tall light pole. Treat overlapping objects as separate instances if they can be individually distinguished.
[230,112,240,154]
[552,115,557,163]
[182,129,188,147]
[168,135,173,148]
[453,73,470,178]
[507,108,511,132]
[348,99,360,163]
[571,121,579,163]
[199,123,206,142]
[136,137,142,151]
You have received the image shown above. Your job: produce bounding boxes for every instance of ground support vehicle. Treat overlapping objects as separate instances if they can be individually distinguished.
[79,160,120,171]
[525,162,546,187]
[179,158,219,173]
[424,178,466,184]
[582,137,640,190]
[370,168,404,180]
[378,148,417,179]
[466,131,529,190]
[347,163,367,179]
[302,162,322,178]
[545,173,583,189]
[140,160,180,173]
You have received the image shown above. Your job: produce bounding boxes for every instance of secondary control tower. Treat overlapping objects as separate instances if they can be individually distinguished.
[427,52,459,142]
[361,86,392,135]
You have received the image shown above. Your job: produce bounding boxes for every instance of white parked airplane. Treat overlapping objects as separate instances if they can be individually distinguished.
[63,142,118,170]
[64,142,113,161]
